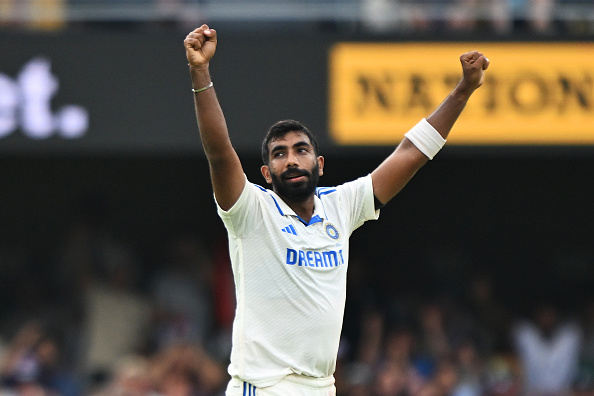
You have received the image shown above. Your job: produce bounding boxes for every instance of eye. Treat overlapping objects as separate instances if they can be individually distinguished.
[273,151,285,158]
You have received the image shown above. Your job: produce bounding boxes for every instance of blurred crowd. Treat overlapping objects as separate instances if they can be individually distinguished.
[1,194,594,396]
[0,0,593,36]
[0,195,233,395]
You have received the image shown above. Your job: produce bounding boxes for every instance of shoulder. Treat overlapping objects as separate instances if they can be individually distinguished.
[217,178,271,216]
[252,183,269,193]
[316,186,338,199]
[316,175,373,199]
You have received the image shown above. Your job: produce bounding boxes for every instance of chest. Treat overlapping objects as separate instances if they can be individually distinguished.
[271,214,345,250]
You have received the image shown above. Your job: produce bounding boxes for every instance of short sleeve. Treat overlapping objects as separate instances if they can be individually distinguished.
[334,174,380,232]
[216,175,264,239]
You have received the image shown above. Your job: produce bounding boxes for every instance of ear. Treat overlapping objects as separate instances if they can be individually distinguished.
[317,156,325,177]
[261,165,272,184]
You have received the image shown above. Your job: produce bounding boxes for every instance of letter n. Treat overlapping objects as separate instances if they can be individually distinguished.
[356,74,394,114]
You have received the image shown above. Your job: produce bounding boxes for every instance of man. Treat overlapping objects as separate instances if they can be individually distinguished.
[184,25,489,396]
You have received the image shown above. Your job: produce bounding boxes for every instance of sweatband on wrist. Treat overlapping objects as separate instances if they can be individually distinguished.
[404,118,446,160]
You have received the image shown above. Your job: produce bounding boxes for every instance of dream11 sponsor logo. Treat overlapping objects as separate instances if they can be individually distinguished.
[0,57,89,140]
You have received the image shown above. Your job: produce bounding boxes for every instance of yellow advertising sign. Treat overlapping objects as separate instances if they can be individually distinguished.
[329,43,594,145]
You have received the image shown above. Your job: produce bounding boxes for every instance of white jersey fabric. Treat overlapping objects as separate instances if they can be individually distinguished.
[216,173,379,388]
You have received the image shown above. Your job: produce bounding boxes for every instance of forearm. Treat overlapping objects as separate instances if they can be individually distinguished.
[190,65,233,160]
[373,79,476,203]
[371,51,488,205]
[426,80,476,139]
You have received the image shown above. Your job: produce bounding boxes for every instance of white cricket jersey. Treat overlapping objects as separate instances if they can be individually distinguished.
[216,173,379,388]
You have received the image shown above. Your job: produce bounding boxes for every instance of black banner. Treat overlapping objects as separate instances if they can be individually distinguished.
[0,31,330,155]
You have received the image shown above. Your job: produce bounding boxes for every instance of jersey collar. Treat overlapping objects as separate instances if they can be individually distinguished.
[268,190,325,226]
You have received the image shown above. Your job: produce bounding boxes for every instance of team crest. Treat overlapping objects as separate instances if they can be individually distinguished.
[325,223,340,240]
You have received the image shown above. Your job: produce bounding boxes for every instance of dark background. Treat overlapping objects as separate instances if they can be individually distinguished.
[2,152,592,316]
[1,29,593,320]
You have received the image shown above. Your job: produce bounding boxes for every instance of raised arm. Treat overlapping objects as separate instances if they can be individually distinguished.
[185,25,245,210]
[371,51,490,205]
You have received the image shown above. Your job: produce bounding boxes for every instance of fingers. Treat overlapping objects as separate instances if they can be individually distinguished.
[185,25,216,49]
[184,34,200,51]
[185,25,218,67]
[457,50,489,91]
[460,50,489,70]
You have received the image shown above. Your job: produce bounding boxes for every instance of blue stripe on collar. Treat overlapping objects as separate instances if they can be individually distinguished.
[316,187,336,197]
[267,192,284,216]
[255,184,285,216]
[257,184,324,223]
[296,214,323,226]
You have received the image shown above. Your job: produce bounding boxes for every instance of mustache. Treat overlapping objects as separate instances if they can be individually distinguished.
[281,168,310,179]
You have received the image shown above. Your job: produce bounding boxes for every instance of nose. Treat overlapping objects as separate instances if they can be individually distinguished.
[286,151,299,168]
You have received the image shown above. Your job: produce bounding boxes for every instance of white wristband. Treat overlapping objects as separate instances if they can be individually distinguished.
[404,118,446,160]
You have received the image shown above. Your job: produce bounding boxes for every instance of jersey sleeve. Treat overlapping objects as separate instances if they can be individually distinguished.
[216,174,264,239]
[337,174,380,232]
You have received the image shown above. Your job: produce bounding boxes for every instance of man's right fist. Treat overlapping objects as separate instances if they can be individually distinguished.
[185,24,217,69]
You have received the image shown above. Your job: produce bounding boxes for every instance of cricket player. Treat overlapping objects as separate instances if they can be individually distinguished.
[184,24,489,396]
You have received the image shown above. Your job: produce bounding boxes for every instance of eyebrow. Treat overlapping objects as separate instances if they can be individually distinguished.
[293,141,311,149]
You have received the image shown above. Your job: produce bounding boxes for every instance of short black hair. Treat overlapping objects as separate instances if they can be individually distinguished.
[261,120,319,165]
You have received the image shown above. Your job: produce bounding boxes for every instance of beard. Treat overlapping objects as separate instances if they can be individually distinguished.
[270,163,320,202]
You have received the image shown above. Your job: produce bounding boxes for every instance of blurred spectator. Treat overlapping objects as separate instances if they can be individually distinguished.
[465,273,514,356]
[481,354,521,396]
[509,0,556,33]
[450,339,483,396]
[337,310,385,394]
[416,302,452,366]
[57,194,126,311]
[153,0,204,30]
[446,0,481,32]
[0,321,80,396]
[80,244,152,386]
[488,0,514,33]
[149,229,214,350]
[384,326,417,368]
[54,193,153,388]
[0,0,23,28]
[211,235,234,333]
[150,343,226,396]
[433,358,460,396]
[208,234,236,363]
[575,299,594,393]
[28,0,66,30]
[527,0,556,33]
[446,0,514,34]
[559,0,594,35]
[394,0,435,33]
[373,360,409,395]
[357,310,386,367]
[512,300,582,396]
[90,354,156,396]
[0,0,65,30]
[360,0,402,33]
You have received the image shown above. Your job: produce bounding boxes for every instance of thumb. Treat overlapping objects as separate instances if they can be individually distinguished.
[482,56,490,70]
[204,28,217,43]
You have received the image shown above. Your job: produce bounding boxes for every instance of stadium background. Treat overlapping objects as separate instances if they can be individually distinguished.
[1,2,594,395]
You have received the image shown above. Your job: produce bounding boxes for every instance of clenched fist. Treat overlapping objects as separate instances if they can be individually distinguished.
[185,24,218,69]
[459,51,490,91]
